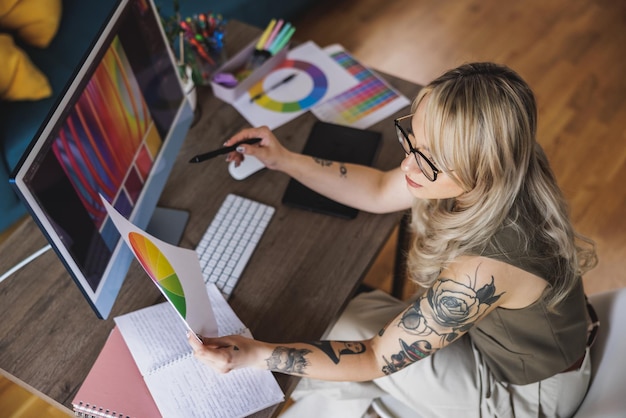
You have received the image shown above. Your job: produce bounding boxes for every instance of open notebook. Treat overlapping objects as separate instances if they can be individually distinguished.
[73,285,284,418]
[74,199,284,417]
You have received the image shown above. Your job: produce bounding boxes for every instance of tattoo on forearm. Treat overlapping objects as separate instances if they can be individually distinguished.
[339,163,347,178]
[378,326,386,337]
[266,347,311,375]
[308,341,366,364]
[382,339,432,375]
[311,157,347,178]
[313,157,332,167]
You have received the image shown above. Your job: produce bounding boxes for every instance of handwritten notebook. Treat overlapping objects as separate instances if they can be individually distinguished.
[113,284,284,418]
[76,200,283,417]
[72,326,160,417]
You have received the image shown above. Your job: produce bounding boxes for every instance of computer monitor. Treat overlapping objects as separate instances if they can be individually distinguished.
[10,0,194,319]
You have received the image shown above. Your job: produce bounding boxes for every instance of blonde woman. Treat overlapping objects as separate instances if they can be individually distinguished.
[189,63,598,417]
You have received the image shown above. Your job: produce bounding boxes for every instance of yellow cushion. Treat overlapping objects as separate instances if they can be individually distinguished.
[0,0,62,47]
[0,33,51,100]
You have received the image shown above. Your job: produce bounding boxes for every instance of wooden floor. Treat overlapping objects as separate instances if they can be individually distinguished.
[295,0,626,297]
[0,369,70,417]
[2,0,625,415]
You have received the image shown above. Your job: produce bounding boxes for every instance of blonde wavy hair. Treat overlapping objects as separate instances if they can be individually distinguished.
[407,62,597,308]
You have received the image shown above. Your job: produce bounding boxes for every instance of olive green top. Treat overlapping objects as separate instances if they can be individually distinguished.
[468,226,588,384]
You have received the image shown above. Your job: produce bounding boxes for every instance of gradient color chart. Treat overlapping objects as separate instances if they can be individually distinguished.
[312,47,410,128]
[128,232,186,318]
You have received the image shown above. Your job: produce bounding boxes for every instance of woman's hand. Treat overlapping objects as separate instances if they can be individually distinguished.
[224,126,293,171]
[188,333,268,374]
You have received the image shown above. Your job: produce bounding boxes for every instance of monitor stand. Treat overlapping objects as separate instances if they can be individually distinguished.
[146,207,189,246]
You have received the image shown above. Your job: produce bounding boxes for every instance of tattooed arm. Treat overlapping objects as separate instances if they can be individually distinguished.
[222,126,413,213]
[189,258,514,381]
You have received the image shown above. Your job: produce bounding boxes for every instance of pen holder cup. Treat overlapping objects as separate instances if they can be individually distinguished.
[210,37,288,104]
[185,48,227,86]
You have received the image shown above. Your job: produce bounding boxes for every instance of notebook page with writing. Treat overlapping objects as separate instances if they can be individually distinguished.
[115,284,284,418]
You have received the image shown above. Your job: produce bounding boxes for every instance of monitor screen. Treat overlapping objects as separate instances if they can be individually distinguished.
[10,0,194,319]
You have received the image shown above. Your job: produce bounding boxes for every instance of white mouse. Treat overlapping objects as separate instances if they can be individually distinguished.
[228,155,266,180]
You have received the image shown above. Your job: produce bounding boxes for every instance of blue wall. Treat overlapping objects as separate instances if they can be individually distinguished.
[154,0,315,28]
[0,0,118,234]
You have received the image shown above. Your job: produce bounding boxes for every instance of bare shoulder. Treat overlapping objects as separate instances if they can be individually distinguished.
[442,255,548,310]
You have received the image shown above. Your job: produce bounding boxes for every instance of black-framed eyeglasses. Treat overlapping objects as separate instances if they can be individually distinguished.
[394,114,440,182]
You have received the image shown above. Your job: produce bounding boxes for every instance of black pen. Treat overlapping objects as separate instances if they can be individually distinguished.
[188,138,262,163]
[249,73,298,102]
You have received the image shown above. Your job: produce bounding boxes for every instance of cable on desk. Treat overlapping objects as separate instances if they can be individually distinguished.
[0,244,51,285]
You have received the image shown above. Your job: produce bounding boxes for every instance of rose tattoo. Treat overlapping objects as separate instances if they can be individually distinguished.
[401,271,503,342]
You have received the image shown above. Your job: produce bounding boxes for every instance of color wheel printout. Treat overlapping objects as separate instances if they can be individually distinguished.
[233,41,358,130]
[101,196,218,337]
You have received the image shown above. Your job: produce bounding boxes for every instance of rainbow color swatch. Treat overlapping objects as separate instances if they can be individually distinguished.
[248,59,328,112]
[128,232,186,318]
[312,48,409,127]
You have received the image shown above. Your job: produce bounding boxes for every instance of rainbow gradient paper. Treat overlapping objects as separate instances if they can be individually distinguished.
[312,44,410,129]
[129,232,187,317]
[101,196,218,337]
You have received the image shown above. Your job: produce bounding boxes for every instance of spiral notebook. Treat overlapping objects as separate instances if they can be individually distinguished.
[282,121,382,219]
[73,285,284,418]
[115,286,284,418]
[72,326,160,417]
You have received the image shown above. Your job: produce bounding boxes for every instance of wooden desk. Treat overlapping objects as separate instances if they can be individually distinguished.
[0,21,421,416]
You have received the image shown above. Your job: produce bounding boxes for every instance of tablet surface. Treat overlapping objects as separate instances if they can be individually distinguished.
[282,121,382,219]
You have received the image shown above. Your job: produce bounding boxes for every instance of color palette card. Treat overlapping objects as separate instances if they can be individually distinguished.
[100,195,218,338]
[312,44,411,129]
[233,41,358,130]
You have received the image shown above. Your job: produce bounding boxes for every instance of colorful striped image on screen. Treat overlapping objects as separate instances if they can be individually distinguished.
[128,232,186,318]
[51,35,159,229]
[248,59,328,112]
[322,50,403,124]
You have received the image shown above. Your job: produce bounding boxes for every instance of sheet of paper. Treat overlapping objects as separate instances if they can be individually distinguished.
[114,286,250,373]
[205,284,252,337]
[144,355,283,418]
[115,286,283,418]
[233,40,358,130]
[115,301,193,373]
[312,44,411,129]
[101,196,218,337]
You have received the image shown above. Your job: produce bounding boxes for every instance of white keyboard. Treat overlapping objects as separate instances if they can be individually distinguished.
[196,194,274,298]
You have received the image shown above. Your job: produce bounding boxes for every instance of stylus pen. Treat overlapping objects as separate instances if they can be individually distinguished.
[249,73,297,102]
[189,138,262,163]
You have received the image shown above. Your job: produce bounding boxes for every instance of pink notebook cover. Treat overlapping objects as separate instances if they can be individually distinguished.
[72,326,161,417]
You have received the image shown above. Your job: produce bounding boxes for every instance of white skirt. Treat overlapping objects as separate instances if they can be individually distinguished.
[282,290,592,418]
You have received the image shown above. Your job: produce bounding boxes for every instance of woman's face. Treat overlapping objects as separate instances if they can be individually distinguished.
[401,99,465,200]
